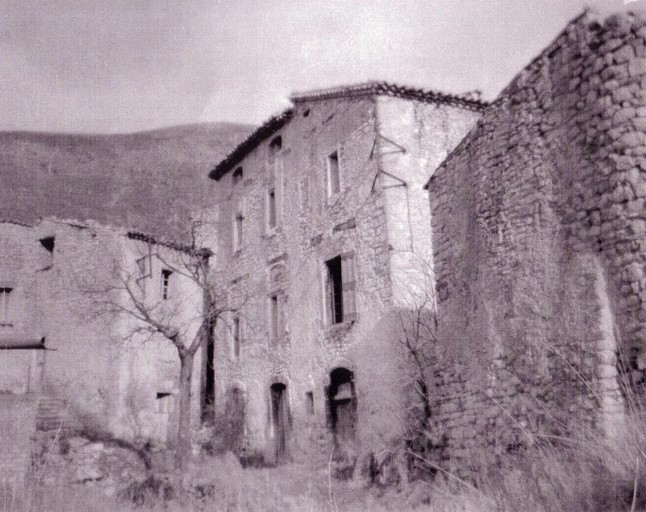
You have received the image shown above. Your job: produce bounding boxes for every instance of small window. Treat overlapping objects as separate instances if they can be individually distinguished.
[305,392,314,415]
[156,392,173,414]
[232,315,241,359]
[269,293,283,339]
[234,213,244,251]
[161,269,172,300]
[39,237,55,253]
[267,188,277,230]
[327,150,341,197]
[232,167,243,186]
[324,253,356,325]
[0,287,12,325]
[269,135,282,155]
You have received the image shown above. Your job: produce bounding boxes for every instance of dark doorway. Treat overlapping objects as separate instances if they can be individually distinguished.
[224,387,245,454]
[270,383,290,462]
[327,368,357,459]
[201,331,216,422]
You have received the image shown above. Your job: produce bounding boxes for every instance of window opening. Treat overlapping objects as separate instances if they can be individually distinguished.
[161,269,172,300]
[269,135,283,155]
[156,392,173,414]
[325,256,343,324]
[267,188,277,230]
[0,288,12,325]
[327,150,340,197]
[232,316,241,359]
[39,237,55,253]
[305,392,314,415]
[234,213,244,250]
[232,167,243,185]
[270,294,279,338]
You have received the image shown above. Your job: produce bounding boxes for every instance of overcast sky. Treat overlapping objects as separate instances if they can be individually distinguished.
[0,0,641,133]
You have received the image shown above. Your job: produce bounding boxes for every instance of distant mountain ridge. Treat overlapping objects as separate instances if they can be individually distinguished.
[0,123,253,242]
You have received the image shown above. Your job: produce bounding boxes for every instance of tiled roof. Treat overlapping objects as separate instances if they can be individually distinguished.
[209,109,294,181]
[126,230,213,257]
[209,82,488,181]
[290,81,488,110]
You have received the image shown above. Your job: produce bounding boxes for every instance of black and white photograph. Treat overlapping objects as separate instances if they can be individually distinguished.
[2,1,646,510]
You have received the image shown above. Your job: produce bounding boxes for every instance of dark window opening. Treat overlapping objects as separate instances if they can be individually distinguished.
[327,150,340,196]
[305,392,314,415]
[270,294,280,338]
[232,167,243,185]
[234,213,243,250]
[269,135,283,154]
[303,109,310,118]
[232,316,241,358]
[202,323,216,423]
[39,237,55,253]
[325,256,343,324]
[267,188,277,229]
[156,392,172,413]
[161,269,172,300]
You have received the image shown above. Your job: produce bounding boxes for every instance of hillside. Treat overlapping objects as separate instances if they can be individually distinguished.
[0,123,252,242]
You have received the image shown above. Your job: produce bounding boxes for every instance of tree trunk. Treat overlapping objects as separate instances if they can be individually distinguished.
[175,351,194,470]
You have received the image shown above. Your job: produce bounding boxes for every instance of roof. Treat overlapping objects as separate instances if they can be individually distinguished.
[290,81,488,110]
[126,231,213,258]
[210,81,488,181]
[209,109,294,181]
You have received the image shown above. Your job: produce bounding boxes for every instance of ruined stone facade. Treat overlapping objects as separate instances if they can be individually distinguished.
[208,83,483,464]
[426,11,646,470]
[0,218,207,443]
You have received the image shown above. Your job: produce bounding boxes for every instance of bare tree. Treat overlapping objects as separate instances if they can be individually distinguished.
[80,221,227,470]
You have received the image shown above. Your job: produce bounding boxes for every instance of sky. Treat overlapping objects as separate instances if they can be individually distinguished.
[0,0,643,133]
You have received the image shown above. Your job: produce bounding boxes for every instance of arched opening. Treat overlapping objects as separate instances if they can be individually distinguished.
[223,387,245,454]
[270,382,290,462]
[326,368,357,458]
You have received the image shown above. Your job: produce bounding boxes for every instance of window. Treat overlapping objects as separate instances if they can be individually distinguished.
[0,287,12,325]
[156,392,173,414]
[161,269,172,300]
[327,150,341,197]
[324,252,356,325]
[269,293,284,339]
[232,167,243,186]
[267,188,277,230]
[232,315,241,359]
[39,236,55,253]
[269,135,282,155]
[234,212,244,251]
[305,392,314,415]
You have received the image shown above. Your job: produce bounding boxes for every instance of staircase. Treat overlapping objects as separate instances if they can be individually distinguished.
[35,395,81,433]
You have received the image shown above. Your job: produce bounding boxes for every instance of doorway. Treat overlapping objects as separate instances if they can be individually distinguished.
[223,387,245,454]
[270,383,290,462]
[327,368,357,459]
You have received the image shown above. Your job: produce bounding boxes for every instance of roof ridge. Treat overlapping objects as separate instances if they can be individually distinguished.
[289,81,488,109]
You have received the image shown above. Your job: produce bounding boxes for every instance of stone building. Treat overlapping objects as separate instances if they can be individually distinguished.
[425,10,646,470]
[207,82,485,464]
[0,217,209,443]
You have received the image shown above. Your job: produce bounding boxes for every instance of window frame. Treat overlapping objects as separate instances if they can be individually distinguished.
[231,314,242,360]
[323,252,357,326]
[326,149,341,198]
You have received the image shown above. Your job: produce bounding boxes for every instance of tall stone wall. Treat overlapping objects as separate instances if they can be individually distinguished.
[427,11,646,470]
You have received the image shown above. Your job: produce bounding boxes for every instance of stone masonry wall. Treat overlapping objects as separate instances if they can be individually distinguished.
[212,91,481,464]
[0,218,205,446]
[427,11,646,471]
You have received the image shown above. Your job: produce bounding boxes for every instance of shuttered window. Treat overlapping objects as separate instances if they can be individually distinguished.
[341,252,356,322]
[323,252,357,325]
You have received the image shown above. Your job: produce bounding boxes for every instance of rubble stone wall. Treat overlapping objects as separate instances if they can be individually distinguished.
[427,11,646,470]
